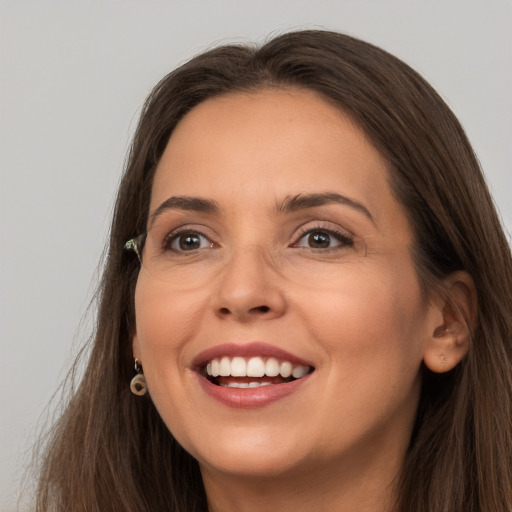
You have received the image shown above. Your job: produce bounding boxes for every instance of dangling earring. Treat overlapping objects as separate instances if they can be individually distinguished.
[130,358,147,396]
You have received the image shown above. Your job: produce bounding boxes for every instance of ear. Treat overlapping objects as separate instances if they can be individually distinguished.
[423,271,477,373]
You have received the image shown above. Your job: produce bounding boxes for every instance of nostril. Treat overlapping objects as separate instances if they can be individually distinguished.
[216,305,272,317]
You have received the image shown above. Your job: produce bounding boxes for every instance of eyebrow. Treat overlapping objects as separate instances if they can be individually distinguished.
[149,196,220,227]
[277,192,374,223]
[149,191,374,227]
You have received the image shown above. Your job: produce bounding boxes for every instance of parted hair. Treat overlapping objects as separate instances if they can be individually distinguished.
[36,30,512,512]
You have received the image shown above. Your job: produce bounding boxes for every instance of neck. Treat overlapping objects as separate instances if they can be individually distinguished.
[201,446,401,512]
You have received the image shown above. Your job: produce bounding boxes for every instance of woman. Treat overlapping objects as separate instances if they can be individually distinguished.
[36,30,512,511]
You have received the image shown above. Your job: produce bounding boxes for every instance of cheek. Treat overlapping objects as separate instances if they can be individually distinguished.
[135,273,202,338]
[133,276,206,386]
[133,277,213,445]
[300,262,427,378]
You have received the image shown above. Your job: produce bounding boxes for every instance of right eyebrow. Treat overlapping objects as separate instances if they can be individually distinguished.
[149,196,220,228]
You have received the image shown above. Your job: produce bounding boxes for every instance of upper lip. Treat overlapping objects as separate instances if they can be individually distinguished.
[192,342,314,370]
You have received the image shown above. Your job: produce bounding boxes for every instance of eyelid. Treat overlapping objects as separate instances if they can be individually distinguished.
[170,232,213,251]
[157,220,355,253]
[162,226,219,252]
[289,221,354,247]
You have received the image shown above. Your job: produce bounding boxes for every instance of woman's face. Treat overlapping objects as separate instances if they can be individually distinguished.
[133,89,439,481]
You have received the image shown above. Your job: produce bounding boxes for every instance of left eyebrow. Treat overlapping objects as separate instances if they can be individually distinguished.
[277,192,374,224]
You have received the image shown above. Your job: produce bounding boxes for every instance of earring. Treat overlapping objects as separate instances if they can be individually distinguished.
[130,358,147,396]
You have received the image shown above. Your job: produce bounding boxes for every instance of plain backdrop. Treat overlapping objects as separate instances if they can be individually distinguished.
[1,1,510,510]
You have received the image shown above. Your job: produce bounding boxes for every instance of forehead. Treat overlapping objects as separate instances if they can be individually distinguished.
[150,88,397,222]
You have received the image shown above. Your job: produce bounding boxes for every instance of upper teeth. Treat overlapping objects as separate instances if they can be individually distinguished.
[206,356,309,379]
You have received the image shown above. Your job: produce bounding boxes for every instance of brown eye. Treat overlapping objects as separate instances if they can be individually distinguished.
[308,232,331,248]
[293,228,354,250]
[168,231,213,251]
[179,234,201,250]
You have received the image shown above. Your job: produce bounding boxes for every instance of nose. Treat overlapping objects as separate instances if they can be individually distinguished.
[211,247,287,322]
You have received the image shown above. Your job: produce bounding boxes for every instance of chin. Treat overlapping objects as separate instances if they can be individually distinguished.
[184,427,309,478]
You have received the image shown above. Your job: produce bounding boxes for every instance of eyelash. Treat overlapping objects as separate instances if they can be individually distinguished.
[162,225,354,253]
[162,229,216,252]
[291,226,354,251]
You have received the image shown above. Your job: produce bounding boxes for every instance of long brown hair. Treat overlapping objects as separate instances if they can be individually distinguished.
[36,30,512,512]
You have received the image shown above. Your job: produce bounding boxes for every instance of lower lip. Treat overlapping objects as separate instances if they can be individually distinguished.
[196,373,312,409]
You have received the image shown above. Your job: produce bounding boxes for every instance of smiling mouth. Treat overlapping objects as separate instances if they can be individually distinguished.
[203,356,314,388]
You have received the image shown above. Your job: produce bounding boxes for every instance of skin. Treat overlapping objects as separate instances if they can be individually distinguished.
[132,89,470,512]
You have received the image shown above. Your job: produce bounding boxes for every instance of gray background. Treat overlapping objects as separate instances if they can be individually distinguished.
[1,1,510,510]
